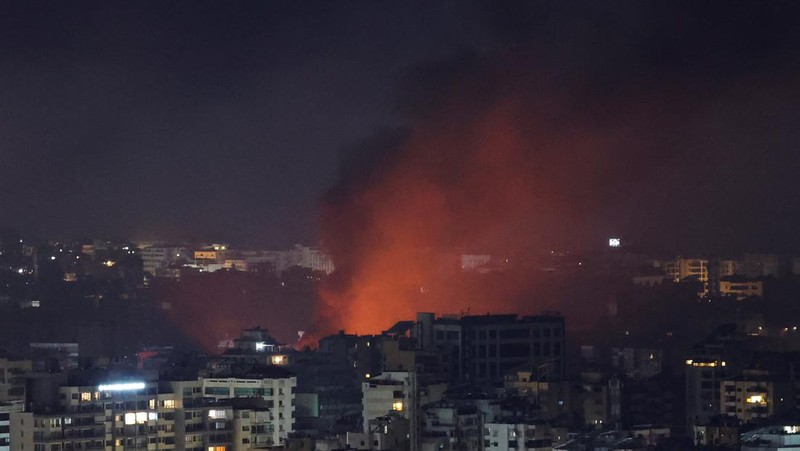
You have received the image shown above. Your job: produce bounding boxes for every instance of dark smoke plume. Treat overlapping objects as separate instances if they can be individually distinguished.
[313,52,691,336]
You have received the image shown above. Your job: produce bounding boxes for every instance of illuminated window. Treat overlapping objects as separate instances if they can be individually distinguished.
[80,392,92,401]
[208,410,228,419]
[208,447,226,451]
[163,399,175,409]
[270,355,287,365]
[124,413,136,425]
[746,395,765,404]
[391,402,403,411]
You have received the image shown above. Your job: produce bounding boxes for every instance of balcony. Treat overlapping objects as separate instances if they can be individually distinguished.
[68,405,106,414]
[205,433,233,446]
[185,424,206,432]
[33,432,64,442]
[63,428,105,439]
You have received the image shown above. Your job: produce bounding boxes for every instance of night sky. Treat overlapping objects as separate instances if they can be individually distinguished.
[1,1,799,254]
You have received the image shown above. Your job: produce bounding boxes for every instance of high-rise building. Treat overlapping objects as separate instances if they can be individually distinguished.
[410,312,566,384]
[0,403,23,451]
[9,369,296,451]
[361,372,414,433]
[0,359,31,405]
[198,370,296,446]
[11,380,181,451]
[685,358,728,431]
[460,314,566,384]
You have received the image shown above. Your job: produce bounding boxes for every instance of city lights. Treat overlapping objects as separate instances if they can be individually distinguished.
[97,382,146,392]
[0,3,797,449]
[270,355,288,365]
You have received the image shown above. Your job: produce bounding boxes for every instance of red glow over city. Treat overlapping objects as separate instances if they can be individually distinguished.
[313,73,642,337]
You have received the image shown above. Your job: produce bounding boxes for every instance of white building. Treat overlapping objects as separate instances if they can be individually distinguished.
[200,372,296,446]
[233,407,275,450]
[361,372,413,433]
[244,245,334,275]
[0,403,23,451]
[139,245,188,276]
[484,422,553,451]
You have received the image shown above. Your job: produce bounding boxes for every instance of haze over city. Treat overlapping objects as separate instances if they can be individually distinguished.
[1,2,800,450]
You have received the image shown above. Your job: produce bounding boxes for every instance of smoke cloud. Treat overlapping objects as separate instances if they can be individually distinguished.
[313,53,688,336]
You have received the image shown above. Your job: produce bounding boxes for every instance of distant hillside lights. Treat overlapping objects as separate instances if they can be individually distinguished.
[136,242,335,279]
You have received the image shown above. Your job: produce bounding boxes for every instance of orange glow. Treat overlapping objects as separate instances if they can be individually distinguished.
[304,51,693,341]
[313,70,644,337]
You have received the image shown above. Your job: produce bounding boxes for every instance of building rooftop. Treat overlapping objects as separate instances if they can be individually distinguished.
[383,321,414,336]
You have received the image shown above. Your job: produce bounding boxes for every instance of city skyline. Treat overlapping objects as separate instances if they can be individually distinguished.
[3,3,800,448]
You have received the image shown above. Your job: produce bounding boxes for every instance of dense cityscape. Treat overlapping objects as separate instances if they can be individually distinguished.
[2,232,800,450]
[3,1,800,451]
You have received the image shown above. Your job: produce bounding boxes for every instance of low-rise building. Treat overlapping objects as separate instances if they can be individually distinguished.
[483,422,554,451]
[719,278,764,300]
[742,425,800,450]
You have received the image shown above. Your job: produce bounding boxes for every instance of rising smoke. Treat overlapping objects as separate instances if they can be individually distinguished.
[313,52,688,337]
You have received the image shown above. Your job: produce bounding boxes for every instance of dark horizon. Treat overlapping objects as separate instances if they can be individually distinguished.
[1,1,799,255]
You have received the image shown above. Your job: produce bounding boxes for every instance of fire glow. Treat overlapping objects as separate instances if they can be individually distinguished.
[311,57,679,339]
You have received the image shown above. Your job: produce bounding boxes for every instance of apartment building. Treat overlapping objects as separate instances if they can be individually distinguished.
[8,370,295,451]
[199,370,296,446]
[484,422,554,451]
[720,369,791,424]
[0,359,31,404]
[139,246,189,277]
[361,372,413,434]
[0,403,23,451]
[11,380,179,451]
[686,358,727,430]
